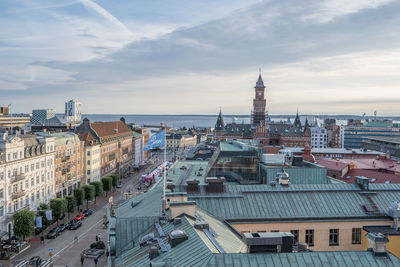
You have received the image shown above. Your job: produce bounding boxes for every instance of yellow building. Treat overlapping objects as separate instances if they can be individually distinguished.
[166,133,197,149]
[0,114,31,128]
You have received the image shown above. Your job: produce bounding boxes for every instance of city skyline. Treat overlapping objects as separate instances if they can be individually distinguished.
[1,0,400,115]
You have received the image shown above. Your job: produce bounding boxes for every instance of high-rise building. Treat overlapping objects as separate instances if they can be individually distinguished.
[65,100,82,126]
[31,109,56,125]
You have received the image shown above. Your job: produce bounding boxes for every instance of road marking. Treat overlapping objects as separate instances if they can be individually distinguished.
[51,218,104,259]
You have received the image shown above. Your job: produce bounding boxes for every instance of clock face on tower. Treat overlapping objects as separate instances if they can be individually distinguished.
[258,92,262,96]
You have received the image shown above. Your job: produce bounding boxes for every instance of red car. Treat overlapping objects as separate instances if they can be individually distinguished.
[74,213,85,221]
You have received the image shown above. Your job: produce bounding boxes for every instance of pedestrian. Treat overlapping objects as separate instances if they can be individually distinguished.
[98,234,101,241]
[74,235,78,244]
[80,256,84,265]
[40,236,44,244]
[106,250,109,258]
[95,235,98,242]
[94,257,98,266]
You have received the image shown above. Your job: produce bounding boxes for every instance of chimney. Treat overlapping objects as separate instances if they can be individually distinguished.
[120,117,126,125]
[388,201,400,230]
[165,192,188,209]
[366,232,389,256]
[169,201,196,219]
[149,246,159,259]
[356,176,369,190]
[186,179,200,193]
[206,177,225,193]
[297,242,308,252]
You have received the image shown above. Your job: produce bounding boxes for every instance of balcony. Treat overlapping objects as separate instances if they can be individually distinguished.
[11,190,25,200]
[62,155,71,162]
[11,173,25,183]
[62,168,71,175]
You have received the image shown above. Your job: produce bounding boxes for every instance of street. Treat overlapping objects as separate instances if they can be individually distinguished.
[5,158,164,267]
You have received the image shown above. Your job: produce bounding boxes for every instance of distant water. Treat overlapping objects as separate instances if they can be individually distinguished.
[73,114,348,129]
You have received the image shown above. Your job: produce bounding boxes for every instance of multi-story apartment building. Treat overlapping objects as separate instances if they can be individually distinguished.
[65,99,82,126]
[38,132,83,198]
[77,118,133,178]
[78,131,101,184]
[132,131,144,166]
[0,133,55,234]
[166,133,197,149]
[310,126,327,148]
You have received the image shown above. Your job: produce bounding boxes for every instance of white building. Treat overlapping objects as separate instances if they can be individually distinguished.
[311,126,327,148]
[0,133,55,235]
[65,99,82,126]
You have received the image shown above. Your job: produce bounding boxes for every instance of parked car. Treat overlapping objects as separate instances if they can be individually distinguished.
[81,248,104,259]
[90,241,105,249]
[28,256,42,266]
[74,213,85,221]
[84,209,93,217]
[46,228,60,239]
[116,183,123,188]
[58,222,70,232]
[69,220,82,230]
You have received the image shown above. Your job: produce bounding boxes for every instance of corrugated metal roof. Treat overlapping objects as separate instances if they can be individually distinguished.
[189,184,400,221]
[207,251,400,267]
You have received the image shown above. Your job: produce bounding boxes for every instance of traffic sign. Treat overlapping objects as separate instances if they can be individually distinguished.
[49,252,53,257]
[48,248,53,252]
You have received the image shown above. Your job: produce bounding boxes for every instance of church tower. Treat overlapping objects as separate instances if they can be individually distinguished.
[251,70,267,125]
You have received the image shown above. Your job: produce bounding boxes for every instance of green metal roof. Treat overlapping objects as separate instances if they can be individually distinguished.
[260,164,329,185]
[166,160,209,186]
[37,131,81,146]
[206,251,400,267]
[116,216,213,267]
[189,183,400,221]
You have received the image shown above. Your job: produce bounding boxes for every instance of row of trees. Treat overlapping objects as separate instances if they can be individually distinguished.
[12,175,120,240]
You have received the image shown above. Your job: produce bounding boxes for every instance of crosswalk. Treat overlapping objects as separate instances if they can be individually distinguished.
[12,259,52,267]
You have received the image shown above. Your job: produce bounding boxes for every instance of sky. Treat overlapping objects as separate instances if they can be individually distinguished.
[1,0,400,116]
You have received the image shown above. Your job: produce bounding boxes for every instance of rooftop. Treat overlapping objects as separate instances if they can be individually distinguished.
[365,136,400,144]
[285,147,385,155]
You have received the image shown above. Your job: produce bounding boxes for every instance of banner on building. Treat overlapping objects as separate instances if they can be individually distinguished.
[144,130,165,151]
[46,210,52,221]
[35,216,42,228]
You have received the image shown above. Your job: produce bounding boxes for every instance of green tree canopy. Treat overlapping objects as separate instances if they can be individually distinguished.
[13,210,35,240]
[101,177,113,196]
[82,184,95,209]
[73,188,84,211]
[36,203,50,229]
[110,174,119,187]
[50,198,67,224]
[90,181,103,204]
[65,196,77,218]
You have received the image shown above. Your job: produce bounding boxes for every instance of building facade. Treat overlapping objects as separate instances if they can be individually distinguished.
[38,132,83,198]
[65,99,82,126]
[77,118,134,178]
[311,126,327,148]
[344,126,400,148]
[31,109,56,125]
[362,137,400,158]
[166,133,197,149]
[0,133,55,234]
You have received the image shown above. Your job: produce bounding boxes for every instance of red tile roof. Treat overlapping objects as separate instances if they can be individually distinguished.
[341,169,400,184]
[316,159,348,172]
[90,121,131,139]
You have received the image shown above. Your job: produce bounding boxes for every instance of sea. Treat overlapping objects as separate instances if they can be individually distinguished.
[76,114,346,129]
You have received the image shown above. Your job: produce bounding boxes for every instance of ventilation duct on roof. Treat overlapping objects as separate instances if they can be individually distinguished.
[206,177,225,193]
[388,201,400,230]
[149,246,159,259]
[366,232,388,257]
[186,179,200,193]
[169,230,188,248]
[356,176,369,190]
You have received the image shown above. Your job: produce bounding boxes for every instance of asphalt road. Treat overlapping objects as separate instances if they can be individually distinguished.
[8,158,166,267]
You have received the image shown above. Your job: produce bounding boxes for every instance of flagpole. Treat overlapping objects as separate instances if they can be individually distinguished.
[163,128,166,214]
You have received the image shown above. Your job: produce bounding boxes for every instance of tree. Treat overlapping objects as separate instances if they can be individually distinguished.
[111,174,119,189]
[82,184,95,210]
[101,177,113,196]
[13,210,35,241]
[65,196,77,219]
[50,198,67,225]
[74,188,84,211]
[90,181,103,204]
[36,203,50,229]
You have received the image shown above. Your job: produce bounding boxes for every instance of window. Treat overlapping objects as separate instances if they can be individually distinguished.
[329,229,339,246]
[41,174,44,182]
[25,180,28,188]
[31,194,34,202]
[87,170,91,175]
[36,162,39,169]
[31,163,34,171]
[305,229,314,246]
[0,189,3,199]
[87,160,90,165]
[31,178,34,186]
[25,165,29,172]
[290,230,299,244]
[352,228,361,244]
[87,151,90,156]
[0,206,3,216]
